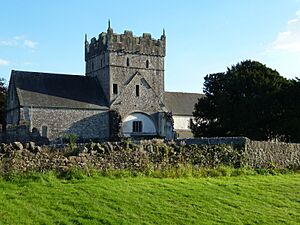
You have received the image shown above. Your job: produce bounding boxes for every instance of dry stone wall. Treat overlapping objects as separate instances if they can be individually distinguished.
[245,139,300,169]
[0,141,242,174]
[3,124,49,145]
[0,138,299,175]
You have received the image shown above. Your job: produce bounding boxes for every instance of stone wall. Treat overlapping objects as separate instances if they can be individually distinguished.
[245,139,300,169]
[181,137,247,147]
[0,141,243,174]
[111,72,165,118]
[6,79,20,125]
[109,52,165,104]
[85,28,166,60]
[180,137,300,169]
[3,124,48,145]
[3,108,110,143]
[30,108,110,141]
[6,108,19,125]
[85,54,110,101]
[0,138,299,175]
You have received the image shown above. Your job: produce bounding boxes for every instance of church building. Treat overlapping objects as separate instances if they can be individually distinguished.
[6,24,203,142]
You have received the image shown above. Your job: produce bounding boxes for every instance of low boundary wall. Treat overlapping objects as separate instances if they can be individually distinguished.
[0,137,299,174]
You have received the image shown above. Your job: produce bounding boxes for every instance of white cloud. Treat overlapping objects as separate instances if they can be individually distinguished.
[0,36,38,49]
[14,35,25,40]
[0,59,9,66]
[288,18,298,24]
[0,39,18,46]
[272,10,300,53]
[23,39,38,49]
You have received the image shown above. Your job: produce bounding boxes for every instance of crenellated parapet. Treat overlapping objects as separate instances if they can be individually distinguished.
[85,25,166,60]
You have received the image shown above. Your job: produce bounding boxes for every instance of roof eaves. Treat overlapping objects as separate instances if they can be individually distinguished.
[19,105,109,111]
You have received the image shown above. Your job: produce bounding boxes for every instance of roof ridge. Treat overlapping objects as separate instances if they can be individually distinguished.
[164,91,204,95]
[13,70,84,78]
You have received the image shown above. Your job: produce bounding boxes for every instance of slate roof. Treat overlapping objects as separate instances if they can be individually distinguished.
[163,91,204,116]
[11,70,109,110]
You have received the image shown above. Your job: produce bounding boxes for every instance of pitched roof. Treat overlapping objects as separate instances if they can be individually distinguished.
[163,91,204,116]
[11,70,109,110]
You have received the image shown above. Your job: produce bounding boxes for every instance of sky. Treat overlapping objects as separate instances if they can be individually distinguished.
[0,0,300,93]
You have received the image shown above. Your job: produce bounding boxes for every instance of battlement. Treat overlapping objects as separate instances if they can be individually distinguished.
[85,25,166,60]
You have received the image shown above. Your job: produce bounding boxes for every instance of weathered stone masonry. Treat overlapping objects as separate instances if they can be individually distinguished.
[30,108,109,141]
[82,25,172,139]
[85,25,166,114]
[0,138,299,175]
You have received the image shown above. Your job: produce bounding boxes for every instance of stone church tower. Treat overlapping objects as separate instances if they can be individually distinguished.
[84,22,171,138]
[85,22,166,106]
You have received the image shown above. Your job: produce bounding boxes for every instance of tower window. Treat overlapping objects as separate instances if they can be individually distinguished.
[127,58,130,67]
[113,83,118,94]
[91,62,94,71]
[146,60,149,68]
[132,121,142,133]
[136,85,140,96]
[42,125,48,137]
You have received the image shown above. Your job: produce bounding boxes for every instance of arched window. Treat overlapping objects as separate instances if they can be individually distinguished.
[146,60,149,68]
[126,58,130,67]
[122,112,156,137]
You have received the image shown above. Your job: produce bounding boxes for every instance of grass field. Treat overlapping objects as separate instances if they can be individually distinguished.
[0,173,299,225]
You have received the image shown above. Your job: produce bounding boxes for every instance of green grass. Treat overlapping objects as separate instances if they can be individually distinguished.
[0,173,299,224]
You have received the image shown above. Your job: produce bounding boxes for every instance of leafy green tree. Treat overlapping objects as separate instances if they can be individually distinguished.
[192,60,290,141]
[0,78,7,128]
[278,78,300,142]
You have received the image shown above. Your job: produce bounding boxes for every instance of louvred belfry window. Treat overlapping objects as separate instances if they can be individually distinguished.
[132,121,142,133]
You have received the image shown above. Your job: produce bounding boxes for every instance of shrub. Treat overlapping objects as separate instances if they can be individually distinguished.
[65,133,78,151]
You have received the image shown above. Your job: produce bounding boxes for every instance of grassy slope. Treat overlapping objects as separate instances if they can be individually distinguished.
[0,174,299,225]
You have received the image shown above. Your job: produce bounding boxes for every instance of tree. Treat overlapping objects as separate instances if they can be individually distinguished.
[0,78,7,128]
[278,78,300,142]
[192,60,291,141]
